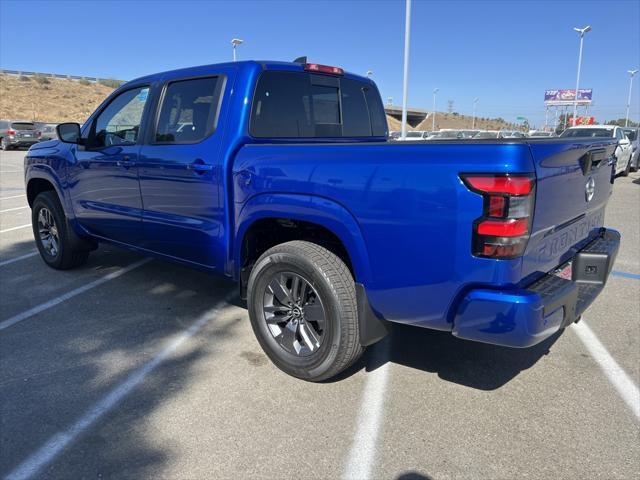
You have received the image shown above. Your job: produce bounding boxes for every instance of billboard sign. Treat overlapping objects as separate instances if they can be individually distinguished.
[544,89,593,105]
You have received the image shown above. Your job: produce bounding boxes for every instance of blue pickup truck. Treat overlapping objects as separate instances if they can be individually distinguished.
[25,60,620,381]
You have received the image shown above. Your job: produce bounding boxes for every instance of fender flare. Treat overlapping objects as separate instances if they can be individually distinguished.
[25,166,76,221]
[234,193,373,287]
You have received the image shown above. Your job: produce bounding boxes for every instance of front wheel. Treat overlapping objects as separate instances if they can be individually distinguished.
[1,138,9,151]
[620,157,631,177]
[247,241,363,382]
[32,191,92,269]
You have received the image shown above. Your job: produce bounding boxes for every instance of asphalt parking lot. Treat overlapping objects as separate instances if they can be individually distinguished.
[1,149,638,479]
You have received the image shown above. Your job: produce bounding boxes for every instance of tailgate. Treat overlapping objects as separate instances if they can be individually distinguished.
[521,139,617,281]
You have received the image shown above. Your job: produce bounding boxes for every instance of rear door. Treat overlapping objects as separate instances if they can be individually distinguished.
[138,73,228,268]
[521,139,616,281]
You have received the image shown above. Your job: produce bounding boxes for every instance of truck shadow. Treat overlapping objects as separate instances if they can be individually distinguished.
[354,323,561,390]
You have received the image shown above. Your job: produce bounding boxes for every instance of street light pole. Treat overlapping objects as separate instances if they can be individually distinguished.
[472,97,479,129]
[400,0,411,140]
[572,26,591,127]
[432,88,439,131]
[231,38,243,62]
[625,69,639,127]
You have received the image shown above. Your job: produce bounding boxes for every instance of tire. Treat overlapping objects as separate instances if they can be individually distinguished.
[620,157,631,177]
[1,137,9,151]
[247,240,363,382]
[32,191,92,269]
[632,155,639,172]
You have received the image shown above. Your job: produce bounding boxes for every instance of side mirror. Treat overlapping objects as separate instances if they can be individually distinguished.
[56,123,82,144]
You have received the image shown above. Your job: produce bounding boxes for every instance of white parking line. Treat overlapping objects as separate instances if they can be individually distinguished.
[0,205,29,213]
[0,258,151,331]
[0,194,26,200]
[0,223,31,233]
[574,320,640,420]
[343,341,391,480]
[5,292,235,480]
[0,251,38,267]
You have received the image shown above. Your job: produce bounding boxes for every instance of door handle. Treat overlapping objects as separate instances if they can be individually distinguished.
[187,161,213,173]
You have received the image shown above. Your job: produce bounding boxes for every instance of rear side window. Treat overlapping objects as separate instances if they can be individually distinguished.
[250,71,387,138]
[11,122,35,130]
[154,76,224,144]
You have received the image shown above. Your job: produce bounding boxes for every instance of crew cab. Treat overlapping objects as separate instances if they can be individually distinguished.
[25,60,621,381]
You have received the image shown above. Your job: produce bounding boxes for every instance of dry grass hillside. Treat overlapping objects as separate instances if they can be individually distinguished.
[386,112,516,132]
[0,74,115,123]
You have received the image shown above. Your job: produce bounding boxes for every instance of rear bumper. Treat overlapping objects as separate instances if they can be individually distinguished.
[7,137,38,147]
[452,228,620,348]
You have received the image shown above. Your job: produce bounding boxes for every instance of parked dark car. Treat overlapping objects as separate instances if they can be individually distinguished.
[0,120,40,150]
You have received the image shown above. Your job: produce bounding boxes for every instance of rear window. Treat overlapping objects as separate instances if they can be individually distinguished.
[561,128,613,138]
[11,122,35,130]
[250,71,387,138]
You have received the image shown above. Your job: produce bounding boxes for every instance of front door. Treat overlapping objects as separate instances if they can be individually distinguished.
[68,85,151,245]
[138,74,228,268]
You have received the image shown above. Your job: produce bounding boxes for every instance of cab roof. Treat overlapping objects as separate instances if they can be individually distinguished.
[126,60,373,86]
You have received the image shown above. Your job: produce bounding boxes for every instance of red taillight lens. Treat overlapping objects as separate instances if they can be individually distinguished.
[7,129,16,135]
[477,218,529,237]
[488,196,506,217]
[462,175,533,196]
[304,63,344,75]
[461,173,535,259]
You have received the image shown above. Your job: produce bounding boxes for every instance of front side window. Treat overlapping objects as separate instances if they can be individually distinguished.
[154,76,223,143]
[92,86,149,148]
[250,71,387,138]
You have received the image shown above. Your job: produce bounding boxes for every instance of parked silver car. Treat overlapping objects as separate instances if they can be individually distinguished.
[0,120,40,150]
[622,127,639,171]
[37,123,59,142]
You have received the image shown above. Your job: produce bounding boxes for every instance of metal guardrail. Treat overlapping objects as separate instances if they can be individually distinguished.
[0,69,124,84]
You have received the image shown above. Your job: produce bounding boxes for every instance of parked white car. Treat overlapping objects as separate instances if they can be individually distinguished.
[396,130,430,141]
[560,125,633,176]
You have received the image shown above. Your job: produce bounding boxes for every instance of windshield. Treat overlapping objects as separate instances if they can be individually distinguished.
[561,128,613,138]
[622,129,637,140]
[11,122,36,130]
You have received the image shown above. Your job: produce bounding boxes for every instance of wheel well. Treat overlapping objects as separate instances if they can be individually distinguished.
[239,218,354,298]
[26,178,56,207]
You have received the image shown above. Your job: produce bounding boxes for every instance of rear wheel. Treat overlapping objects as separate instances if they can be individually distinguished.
[32,191,92,269]
[1,137,9,151]
[247,241,363,382]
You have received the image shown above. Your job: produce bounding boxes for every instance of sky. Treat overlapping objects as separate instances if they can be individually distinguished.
[1,0,639,127]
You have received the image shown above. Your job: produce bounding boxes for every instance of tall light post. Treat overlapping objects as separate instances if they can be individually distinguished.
[572,25,591,127]
[231,38,243,62]
[625,69,639,127]
[472,97,479,129]
[432,88,439,131]
[400,0,412,140]
[366,70,373,78]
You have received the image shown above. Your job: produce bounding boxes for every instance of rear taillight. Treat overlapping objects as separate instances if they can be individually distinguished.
[461,173,535,259]
[304,63,344,75]
[7,129,16,135]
